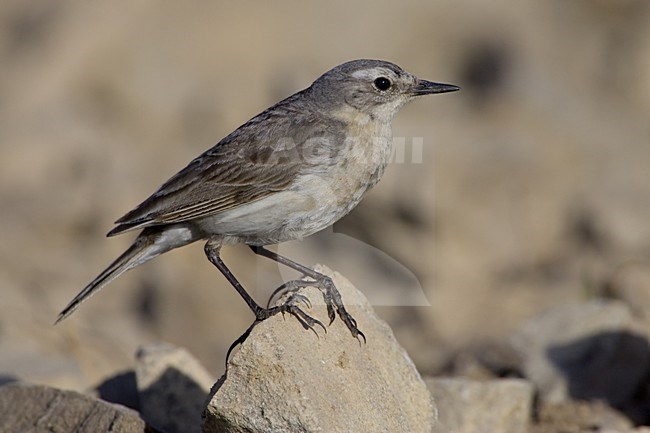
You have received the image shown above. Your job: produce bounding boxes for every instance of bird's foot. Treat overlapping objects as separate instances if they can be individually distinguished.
[257,293,326,335]
[266,278,316,308]
[226,293,325,364]
[267,276,366,343]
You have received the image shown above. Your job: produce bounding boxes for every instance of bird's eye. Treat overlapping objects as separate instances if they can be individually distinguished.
[373,77,392,91]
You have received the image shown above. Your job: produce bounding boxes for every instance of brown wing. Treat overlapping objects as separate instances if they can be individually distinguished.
[107,92,327,236]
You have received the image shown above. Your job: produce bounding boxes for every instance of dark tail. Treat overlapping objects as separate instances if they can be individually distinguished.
[55,228,188,324]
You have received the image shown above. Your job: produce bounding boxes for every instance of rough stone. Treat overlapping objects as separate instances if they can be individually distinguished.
[531,400,633,433]
[202,265,434,433]
[0,382,147,433]
[426,377,533,433]
[510,300,650,405]
[136,343,214,433]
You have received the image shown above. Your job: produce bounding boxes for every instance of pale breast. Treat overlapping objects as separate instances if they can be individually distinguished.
[328,107,394,208]
[283,109,394,235]
[195,108,394,245]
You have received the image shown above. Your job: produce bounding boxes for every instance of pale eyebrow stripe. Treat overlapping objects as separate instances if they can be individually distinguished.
[350,68,393,79]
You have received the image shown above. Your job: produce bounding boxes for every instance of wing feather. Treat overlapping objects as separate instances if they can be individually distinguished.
[107,91,338,236]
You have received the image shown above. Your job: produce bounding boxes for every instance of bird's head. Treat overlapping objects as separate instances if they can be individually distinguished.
[310,59,459,121]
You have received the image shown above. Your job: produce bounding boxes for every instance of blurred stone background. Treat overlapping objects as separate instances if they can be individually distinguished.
[1,0,649,395]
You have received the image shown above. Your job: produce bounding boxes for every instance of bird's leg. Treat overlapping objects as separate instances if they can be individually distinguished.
[204,239,325,361]
[250,245,365,343]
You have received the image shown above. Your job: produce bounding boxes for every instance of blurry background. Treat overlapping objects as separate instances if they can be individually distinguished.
[1,0,649,390]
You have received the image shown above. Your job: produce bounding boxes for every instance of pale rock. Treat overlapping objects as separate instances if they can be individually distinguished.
[203,265,434,433]
[426,377,533,433]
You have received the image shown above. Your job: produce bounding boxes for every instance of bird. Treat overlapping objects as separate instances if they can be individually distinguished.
[56,59,459,344]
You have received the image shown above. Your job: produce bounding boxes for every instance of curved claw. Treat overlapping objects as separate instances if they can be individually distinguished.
[325,297,336,325]
[266,281,293,308]
[288,293,312,310]
[261,301,326,335]
[265,272,364,342]
[315,276,364,339]
[266,278,315,308]
[225,322,256,367]
[282,304,326,337]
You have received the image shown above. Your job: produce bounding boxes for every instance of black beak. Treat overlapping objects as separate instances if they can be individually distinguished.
[411,80,460,95]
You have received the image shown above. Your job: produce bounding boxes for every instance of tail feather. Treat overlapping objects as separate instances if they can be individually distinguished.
[55,234,159,324]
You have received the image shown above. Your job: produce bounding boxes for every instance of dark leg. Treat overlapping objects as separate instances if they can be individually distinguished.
[205,239,261,315]
[250,245,365,342]
[204,239,325,362]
